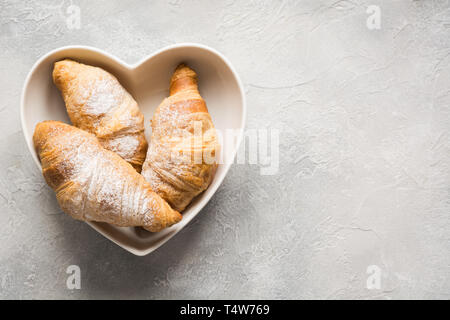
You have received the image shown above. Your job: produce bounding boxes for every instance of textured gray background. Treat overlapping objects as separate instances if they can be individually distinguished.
[1,0,450,299]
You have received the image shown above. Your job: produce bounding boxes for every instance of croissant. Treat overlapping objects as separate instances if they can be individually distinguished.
[53,59,148,172]
[141,64,220,212]
[33,121,182,232]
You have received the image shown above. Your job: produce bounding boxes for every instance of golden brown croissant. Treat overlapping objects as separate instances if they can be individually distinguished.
[33,121,181,232]
[53,59,147,172]
[141,64,220,212]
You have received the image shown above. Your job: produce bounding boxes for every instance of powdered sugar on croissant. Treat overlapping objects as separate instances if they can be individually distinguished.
[33,121,181,232]
[142,64,220,211]
[53,59,148,172]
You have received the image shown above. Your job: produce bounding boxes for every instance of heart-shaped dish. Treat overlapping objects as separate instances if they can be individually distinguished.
[21,44,246,256]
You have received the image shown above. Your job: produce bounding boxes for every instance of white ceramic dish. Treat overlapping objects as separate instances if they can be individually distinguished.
[21,44,246,256]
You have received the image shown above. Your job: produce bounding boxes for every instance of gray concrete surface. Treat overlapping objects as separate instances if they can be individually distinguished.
[1,0,450,299]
